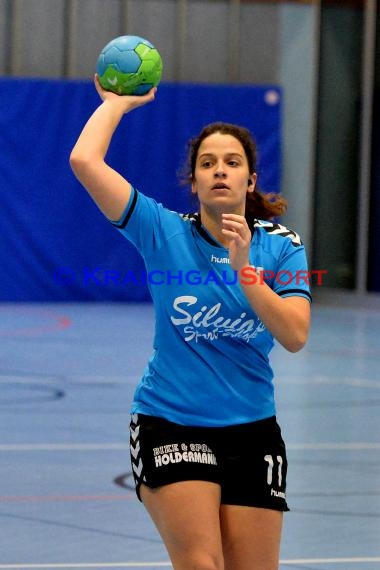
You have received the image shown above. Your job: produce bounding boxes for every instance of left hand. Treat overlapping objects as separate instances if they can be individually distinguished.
[94,74,157,113]
[221,213,251,271]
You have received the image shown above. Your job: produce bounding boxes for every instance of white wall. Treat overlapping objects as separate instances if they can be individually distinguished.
[279,3,320,258]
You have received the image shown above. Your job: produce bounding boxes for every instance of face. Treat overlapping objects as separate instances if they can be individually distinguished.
[191,132,256,214]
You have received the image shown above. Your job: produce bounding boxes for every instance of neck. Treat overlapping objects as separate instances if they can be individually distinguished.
[199,206,245,248]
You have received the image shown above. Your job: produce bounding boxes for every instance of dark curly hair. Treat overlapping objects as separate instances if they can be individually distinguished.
[184,122,287,222]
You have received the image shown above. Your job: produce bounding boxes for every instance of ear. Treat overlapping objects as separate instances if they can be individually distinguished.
[247,173,257,193]
[191,180,198,195]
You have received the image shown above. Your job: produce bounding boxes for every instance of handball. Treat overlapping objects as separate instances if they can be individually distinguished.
[96,35,163,96]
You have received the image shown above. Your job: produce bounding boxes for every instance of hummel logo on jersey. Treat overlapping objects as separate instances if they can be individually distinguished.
[211,254,230,264]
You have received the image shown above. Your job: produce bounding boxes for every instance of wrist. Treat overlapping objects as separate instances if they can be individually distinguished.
[102,97,133,117]
[239,266,263,286]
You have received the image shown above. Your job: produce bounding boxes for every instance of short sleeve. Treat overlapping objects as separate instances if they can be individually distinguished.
[273,239,312,302]
[110,186,183,257]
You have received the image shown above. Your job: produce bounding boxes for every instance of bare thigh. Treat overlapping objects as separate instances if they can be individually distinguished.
[140,480,224,570]
[220,504,283,570]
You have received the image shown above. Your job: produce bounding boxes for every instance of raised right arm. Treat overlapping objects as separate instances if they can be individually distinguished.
[69,78,157,222]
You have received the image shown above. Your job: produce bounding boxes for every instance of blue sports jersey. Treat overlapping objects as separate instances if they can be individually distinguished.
[112,187,311,427]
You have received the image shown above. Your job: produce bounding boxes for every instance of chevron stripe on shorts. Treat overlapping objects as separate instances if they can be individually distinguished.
[130,413,146,486]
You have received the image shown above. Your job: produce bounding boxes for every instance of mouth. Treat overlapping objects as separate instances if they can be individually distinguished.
[211,183,229,190]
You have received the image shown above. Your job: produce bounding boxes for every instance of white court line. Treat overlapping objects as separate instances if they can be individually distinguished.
[283,375,380,389]
[0,443,129,451]
[0,565,169,569]
[2,442,380,452]
[287,442,380,450]
[1,558,380,568]
[281,559,380,565]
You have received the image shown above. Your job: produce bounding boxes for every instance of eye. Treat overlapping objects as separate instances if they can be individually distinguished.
[200,160,213,168]
[227,160,239,167]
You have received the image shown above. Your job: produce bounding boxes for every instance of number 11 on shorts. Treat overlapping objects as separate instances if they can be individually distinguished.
[264,454,283,486]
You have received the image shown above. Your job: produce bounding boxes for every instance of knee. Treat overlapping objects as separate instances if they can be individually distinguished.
[183,552,224,570]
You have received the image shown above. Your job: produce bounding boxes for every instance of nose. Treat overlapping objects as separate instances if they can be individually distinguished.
[214,161,226,178]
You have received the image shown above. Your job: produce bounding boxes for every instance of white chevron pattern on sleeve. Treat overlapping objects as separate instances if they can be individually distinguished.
[254,220,302,247]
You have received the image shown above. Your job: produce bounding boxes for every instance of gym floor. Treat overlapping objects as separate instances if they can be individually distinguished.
[1,295,379,569]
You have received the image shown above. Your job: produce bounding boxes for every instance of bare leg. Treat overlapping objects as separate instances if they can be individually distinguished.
[220,505,283,570]
[140,481,224,570]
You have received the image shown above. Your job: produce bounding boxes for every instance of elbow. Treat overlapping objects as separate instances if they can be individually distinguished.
[283,330,309,353]
[69,150,89,176]
[285,340,307,353]
[280,304,311,352]
[69,151,98,187]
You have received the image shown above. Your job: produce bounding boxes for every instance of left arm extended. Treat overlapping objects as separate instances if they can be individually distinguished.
[222,213,311,353]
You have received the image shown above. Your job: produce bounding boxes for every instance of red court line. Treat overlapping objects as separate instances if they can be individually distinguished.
[0,306,72,337]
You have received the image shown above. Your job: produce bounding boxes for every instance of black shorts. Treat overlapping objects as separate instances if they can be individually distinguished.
[129,413,289,511]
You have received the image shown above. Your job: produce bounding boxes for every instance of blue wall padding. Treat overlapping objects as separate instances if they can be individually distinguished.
[0,78,282,301]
